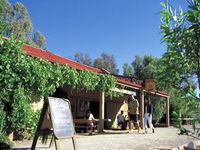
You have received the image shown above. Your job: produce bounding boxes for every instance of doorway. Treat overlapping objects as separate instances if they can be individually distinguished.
[89,101,99,118]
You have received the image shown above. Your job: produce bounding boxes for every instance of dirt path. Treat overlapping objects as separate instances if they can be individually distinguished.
[9,127,199,150]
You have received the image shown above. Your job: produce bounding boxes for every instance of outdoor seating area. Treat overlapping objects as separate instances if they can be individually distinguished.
[74,119,99,133]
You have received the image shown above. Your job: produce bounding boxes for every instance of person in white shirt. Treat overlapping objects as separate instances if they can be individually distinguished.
[144,98,155,134]
[85,110,97,132]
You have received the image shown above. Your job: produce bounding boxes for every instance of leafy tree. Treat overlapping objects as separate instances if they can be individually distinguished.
[94,53,119,74]
[0,0,8,35]
[160,0,200,93]
[172,90,200,139]
[131,54,159,79]
[131,55,143,78]
[93,58,104,69]
[160,0,200,139]
[0,0,47,48]
[122,63,133,76]
[74,52,92,66]
[32,31,46,49]
[5,2,33,41]
[151,96,165,125]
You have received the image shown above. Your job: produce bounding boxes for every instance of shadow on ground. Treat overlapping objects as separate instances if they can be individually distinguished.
[8,146,50,150]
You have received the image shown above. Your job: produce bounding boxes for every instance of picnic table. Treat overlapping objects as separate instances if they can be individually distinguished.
[74,119,99,133]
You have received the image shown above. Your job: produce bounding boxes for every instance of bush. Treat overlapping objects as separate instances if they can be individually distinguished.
[22,109,40,140]
[152,97,165,125]
[0,133,11,149]
[0,102,11,148]
[0,102,6,132]
[172,89,200,139]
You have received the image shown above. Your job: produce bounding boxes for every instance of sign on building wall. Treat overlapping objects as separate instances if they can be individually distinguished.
[145,79,156,91]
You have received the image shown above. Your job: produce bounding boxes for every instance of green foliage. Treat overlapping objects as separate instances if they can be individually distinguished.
[131,55,143,78]
[160,0,200,91]
[0,0,8,35]
[122,63,133,76]
[0,102,6,132]
[8,88,31,132]
[78,70,100,91]
[0,102,11,148]
[22,110,40,139]
[8,2,33,40]
[0,133,11,149]
[169,89,194,117]
[94,53,119,74]
[152,97,165,125]
[32,31,46,49]
[172,92,200,139]
[98,74,117,92]
[74,52,92,66]
[131,54,159,79]
[0,0,47,48]
[160,1,200,139]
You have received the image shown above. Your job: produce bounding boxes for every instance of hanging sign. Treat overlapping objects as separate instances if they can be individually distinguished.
[145,79,156,91]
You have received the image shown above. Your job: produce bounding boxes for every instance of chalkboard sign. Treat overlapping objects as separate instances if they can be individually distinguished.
[48,97,75,139]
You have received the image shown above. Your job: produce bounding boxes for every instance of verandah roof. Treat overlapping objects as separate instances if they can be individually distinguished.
[22,43,168,97]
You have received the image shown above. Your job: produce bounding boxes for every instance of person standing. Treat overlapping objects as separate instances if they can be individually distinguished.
[144,98,155,133]
[128,94,140,132]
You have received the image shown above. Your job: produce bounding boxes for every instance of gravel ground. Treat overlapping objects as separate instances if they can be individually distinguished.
[9,126,199,150]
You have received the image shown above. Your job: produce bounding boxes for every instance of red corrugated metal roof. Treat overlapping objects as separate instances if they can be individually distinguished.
[23,44,102,73]
[21,44,168,96]
[117,78,168,96]
[155,90,169,96]
[0,37,168,96]
[117,78,143,89]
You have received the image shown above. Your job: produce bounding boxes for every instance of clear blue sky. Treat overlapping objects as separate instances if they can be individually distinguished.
[11,0,188,74]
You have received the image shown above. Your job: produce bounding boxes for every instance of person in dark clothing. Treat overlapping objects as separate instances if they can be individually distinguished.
[117,111,127,130]
[144,98,155,133]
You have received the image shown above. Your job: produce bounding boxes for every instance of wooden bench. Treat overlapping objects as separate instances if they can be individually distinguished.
[184,118,195,125]
[74,119,99,133]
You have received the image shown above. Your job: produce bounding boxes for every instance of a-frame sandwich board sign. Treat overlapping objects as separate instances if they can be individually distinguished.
[31,97,77,150]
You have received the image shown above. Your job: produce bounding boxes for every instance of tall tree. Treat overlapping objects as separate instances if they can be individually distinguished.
[93,53,119,74]
[6,2,33,40]
[122,63,133,76]
[0,0,47,48]
[93,58,104,68]
[32,31,46,49]
[131,54,159,79]
[0,0,9,35]
[74,52,92,66]
[160,1,200,139]
[160,0,200,92]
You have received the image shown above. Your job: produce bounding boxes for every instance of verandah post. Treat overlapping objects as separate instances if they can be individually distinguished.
[166,96,170,127]
[98,91,105,132]
[139,90,144,129]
